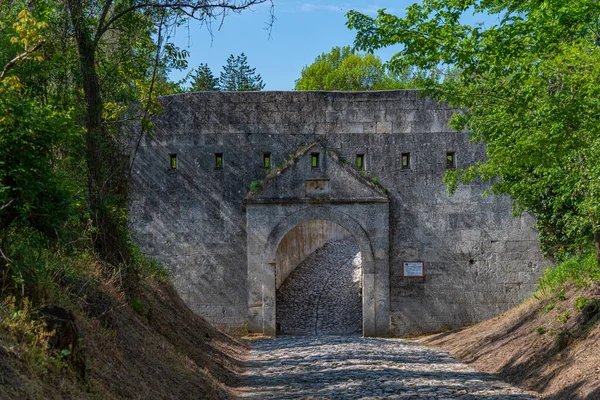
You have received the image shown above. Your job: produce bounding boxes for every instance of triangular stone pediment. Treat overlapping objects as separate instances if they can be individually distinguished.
[246,143,389,204]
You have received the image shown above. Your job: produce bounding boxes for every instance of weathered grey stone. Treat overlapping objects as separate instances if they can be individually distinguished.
[126,90,549,337]
[240,336,538,399]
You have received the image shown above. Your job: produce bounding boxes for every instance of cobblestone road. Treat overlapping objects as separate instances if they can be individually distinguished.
[277,240,362,336]
[240,336,537,399]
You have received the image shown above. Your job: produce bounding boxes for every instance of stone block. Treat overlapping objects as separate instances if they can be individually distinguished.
[376,121,393,134]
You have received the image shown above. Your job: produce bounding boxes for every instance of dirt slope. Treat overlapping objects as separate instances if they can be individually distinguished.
[0,280,247,399]
[417,283,600,399]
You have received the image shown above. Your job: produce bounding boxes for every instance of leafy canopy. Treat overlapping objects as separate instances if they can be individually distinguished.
[347,1,600,261]
[0,0,271,303]
[0,7,76,238]
[295,46,430,90]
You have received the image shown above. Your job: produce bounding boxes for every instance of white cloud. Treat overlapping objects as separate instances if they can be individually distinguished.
[300,3,343,12]
[298,2,388,15]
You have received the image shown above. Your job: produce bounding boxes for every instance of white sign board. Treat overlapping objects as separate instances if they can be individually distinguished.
[403,261,424,277]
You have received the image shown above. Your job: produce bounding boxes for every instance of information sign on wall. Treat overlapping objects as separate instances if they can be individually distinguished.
[403,261,424,278]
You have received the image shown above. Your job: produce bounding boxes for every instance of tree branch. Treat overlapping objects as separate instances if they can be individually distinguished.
[93,0,115,48]
[96,0,270,42]
[0,41,45,82]
[0,199,14,211]
[129,11,166,175]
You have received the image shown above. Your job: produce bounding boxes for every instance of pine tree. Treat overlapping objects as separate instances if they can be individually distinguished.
[219,53,265,91]
[189,63,219,91]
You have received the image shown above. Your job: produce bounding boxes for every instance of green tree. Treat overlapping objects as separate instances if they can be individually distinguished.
[347,1,600,265]
[0,0,273,302]
[219,53,265,91]
[0,8,77,299]
[295,46,428,90]
[63,0,270,269]
[189,63,219,91]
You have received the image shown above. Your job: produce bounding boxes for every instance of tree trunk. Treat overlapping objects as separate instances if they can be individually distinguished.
[68,0,131,270]
[594,231,600,269]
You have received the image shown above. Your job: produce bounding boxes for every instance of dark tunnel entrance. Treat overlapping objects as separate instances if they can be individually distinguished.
[275,220,362,336]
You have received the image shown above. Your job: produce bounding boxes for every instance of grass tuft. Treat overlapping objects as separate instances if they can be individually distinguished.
[536,249,600,297]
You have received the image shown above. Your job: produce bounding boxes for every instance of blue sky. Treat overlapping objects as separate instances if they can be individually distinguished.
[168,1,492,90]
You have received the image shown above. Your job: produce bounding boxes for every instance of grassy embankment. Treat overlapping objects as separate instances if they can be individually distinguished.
[420,250,600,399]
[0,244,247,400]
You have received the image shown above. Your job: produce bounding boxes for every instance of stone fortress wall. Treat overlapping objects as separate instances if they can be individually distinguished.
[127,90,548,336]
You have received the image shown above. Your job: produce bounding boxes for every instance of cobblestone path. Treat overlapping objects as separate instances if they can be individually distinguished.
[277,240,362,336]
[239,336,537,399]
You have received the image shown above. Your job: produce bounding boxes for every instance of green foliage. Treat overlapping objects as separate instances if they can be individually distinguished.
[248,180,262,193]
[576,297,591,312]
[347,0,600,262]
[536,326,546,335]
[220,53,265,91]
[558,311,570,324]
[537,250,600,297]
[541,301,555,315]
[56,348,72,361]
[0,2,269,383]
[130,245,169,281]
[0,0,178,307]
[128,296,146,316]
[189,63,220,91]
[295,46,431,90]
[0,298,54,368]
[0,85,76,238]
[554,329,571,352]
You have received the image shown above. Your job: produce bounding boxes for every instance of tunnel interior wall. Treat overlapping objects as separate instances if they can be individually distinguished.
[275,220,351,289]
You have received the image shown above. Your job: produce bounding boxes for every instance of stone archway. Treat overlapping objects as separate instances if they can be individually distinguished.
[246,205,390,337]
[266,209,375,337]
[245,144,390,337]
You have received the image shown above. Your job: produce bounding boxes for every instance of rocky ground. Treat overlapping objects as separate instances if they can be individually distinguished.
[276,239,362,336]
[238,335,538,399]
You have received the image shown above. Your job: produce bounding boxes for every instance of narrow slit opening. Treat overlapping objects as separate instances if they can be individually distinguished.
[401,153,410,169]
[311,153,320,168]
[356,154,364,170]
[446,151,456,169]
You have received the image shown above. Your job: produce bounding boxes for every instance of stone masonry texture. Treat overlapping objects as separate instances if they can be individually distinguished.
[126,90,549,336]
[239,336,538,399]
[245,144,389,336]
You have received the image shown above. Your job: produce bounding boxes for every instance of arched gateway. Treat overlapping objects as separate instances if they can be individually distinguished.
[246,144,390,337]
